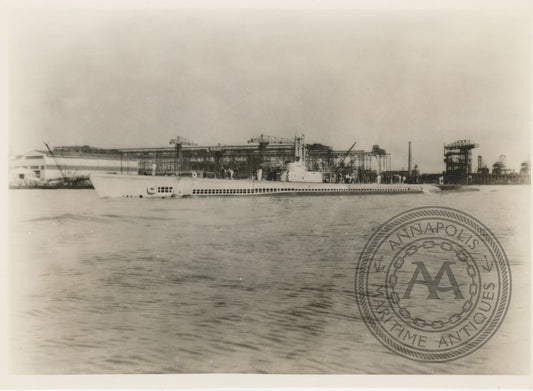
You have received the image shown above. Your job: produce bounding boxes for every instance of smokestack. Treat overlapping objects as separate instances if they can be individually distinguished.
[408,141,412,177]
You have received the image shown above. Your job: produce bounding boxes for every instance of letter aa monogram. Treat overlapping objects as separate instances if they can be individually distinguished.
[403,262,464,300]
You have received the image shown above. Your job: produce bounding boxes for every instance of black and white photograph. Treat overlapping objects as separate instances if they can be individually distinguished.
[4,0,532,386]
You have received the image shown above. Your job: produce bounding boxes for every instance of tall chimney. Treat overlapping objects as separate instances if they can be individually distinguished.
[408,141,412,177]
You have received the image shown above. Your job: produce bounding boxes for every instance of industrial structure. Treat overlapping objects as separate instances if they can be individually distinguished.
[477,155,489,174]
[443,139,530,185]
[10,136,529,187]
[473,154,530,184]
[443,139,479,184]
[9,146,138,187]
[118,134,393,183]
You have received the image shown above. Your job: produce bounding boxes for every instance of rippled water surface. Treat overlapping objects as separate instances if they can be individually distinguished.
[8,186,530,374]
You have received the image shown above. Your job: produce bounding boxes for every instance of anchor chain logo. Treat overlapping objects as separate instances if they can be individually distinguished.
[355,207,511,362]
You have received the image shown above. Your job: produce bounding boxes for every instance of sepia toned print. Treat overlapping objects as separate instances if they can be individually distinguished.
[6,6,530,378]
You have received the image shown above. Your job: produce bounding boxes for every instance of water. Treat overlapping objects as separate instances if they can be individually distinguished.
[8,186,530,374]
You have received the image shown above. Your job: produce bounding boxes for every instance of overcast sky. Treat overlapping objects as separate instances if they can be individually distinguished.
[9,8,531,172]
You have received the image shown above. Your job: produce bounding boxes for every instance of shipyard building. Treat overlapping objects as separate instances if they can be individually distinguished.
[10,136,393,186]
[9,147,138,187]
[119,135,392,183]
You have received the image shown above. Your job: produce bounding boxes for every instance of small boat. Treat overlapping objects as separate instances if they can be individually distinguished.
[90,160,431,199]
[436,184,480,192]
